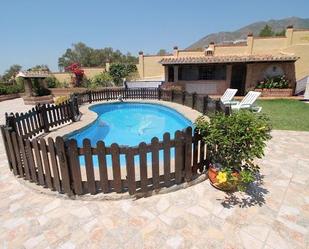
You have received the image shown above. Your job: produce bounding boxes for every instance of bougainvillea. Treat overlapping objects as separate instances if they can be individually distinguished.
[65,63,84,87]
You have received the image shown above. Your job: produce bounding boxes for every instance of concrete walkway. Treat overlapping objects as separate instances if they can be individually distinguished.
[0,98,308,249]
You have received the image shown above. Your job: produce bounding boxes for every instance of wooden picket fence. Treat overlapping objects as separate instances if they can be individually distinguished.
[5,98,80,139]
[1,87,232,196]
[75,87,230,115]
[76,88,159,104]
[1,126,208,196]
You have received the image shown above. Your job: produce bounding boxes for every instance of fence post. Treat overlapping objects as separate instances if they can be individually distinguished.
[182,91,186,105]
[192,92,196,109]
[69,100,76,122]
[55,137,73,196]
[224,105,231,116]
[158,86,162,100]
[184,127,192,181]
[202,96,209,114]
[39,105,49,133]
[1,126,13,170]
[88,91,92,103]
[106,89,110,101]
[142,88,145,99]
[215,100,221,112]
[74,95,81,118]
[5,113,16,133]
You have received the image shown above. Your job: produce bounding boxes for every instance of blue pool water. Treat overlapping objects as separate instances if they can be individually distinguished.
[67,102,192,166]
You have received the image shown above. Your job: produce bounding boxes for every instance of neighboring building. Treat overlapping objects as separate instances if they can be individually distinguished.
[137,26,309,95]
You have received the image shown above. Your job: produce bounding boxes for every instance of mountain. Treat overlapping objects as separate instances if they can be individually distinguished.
[187,17,309,50]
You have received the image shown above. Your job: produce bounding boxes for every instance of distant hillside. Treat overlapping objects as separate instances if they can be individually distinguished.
[187,17,309,50]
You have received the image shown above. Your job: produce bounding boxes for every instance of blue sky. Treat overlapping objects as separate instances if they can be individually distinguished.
[0,0,308,74]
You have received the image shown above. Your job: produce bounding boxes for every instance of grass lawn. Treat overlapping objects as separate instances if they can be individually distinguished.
[256,99,309,131]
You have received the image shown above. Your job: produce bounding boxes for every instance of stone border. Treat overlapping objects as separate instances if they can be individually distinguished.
[16,170,208,201]
[45,99,204,140]
[0,93,21,102]
[23,95,54,105]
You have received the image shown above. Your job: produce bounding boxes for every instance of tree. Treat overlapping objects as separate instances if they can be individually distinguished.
[89,72,113,89]
[259,25,274,37]
[0,64,22,83]
[259,25,286,37]
[28,64,50,72]
[275,29,285,36]
[109,63,137,86]
[58,43,138,71]
[157,49,168,56]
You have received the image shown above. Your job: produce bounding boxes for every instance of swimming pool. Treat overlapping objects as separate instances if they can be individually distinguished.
[67,102,192,167]
[68,102,192,147]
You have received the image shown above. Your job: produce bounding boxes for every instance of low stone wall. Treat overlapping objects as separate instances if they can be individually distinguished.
[49,88,88,97]
[255,88,294,97]
[23,95,54,105]
[0,93,20,102]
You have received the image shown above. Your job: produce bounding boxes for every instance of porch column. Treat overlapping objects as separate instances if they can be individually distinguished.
[226,64,232,87]
[164,66,169,83]
[24,78,33,97]
[245,63,253,90]
[173,65,179,83]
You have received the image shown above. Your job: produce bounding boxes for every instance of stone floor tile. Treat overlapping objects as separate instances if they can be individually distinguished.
[0,99,309,248]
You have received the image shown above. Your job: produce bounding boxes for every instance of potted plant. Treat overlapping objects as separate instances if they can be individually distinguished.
[195,111,272,191]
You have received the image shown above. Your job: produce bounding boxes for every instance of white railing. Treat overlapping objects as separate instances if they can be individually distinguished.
[126,80,163,88]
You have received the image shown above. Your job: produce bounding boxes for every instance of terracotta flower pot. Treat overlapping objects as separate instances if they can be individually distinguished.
[208,166,218,184]
[207,166,240,192]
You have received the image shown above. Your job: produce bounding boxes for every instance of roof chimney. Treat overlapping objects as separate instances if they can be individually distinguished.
[173,46,179,57]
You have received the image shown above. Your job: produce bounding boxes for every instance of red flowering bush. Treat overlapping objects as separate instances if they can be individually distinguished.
[65,63,84,87]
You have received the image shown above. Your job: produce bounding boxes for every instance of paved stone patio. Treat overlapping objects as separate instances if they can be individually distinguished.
[0,98,308,249]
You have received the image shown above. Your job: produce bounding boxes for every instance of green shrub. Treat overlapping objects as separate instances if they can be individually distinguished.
[44,76,60,88]
[196,111,271,170]
[60,81,70,88]
[80,78,91,88]
[88,72,113,89]
[196,111,272,190]
[109,63,137,86]
[0,83,24,95]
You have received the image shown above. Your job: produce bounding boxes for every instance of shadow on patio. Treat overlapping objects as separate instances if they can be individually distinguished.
[217,174,269,208]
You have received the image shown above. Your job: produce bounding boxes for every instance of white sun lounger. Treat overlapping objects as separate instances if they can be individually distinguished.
[220,88,238,105]
[231,91,262,112]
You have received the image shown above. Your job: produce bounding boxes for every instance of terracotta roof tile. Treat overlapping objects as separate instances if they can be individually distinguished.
[159,54,299,65]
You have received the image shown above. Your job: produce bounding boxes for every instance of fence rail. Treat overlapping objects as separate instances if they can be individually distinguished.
[1,87,231,196]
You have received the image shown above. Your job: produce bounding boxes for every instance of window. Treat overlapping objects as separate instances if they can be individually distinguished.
[199,66,214,80]
[178,64,226,81]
